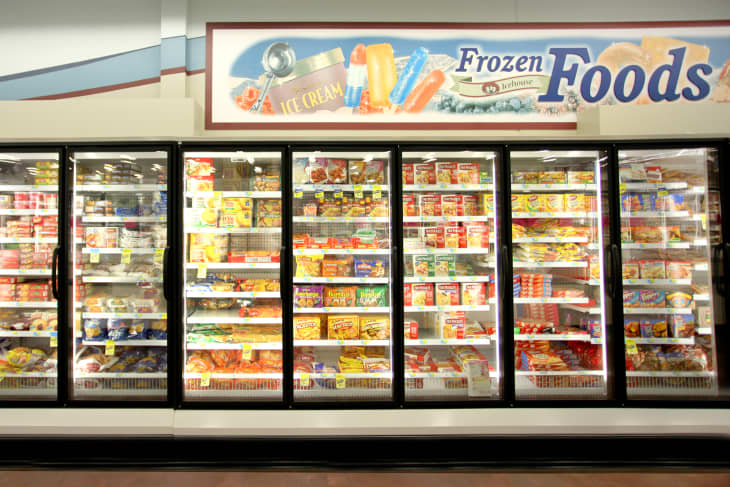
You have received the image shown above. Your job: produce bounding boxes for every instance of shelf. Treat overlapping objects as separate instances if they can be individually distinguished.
[81,312,167,319]
[515,333,592,342]
[81,248,162,254]
[294,339,390,347]
[513,261,587,268]
[293,372,391,379]
[626,370,714,378]
[81,276,162,283]
[293,216,389,223]
[293,277,389,284]
[511,184,597,192]
[293,249,390,255]
[0,330,56,338]
[512,237,589,243]
[186,291,280,298]
[0,301,56,308]
[622,242,690,249]
[620,182,691,191]
[185,191,280,198]
[295,184,388,193]
[404,276,491,283]
[294,307,390,314]
[405,371,500,379]
[186,342,282,350]
[185,372,282,380]
[0,372,57,378]
[623,279,691,285]
[405,338,491,346]
[630,337,695,345]
[81,340,166,347]
[402,184,493,192]
[77,184,167,192]
[404,305,490,312]
[186,310,281,324]
[1,185,58,192]
[0,269,51,276]
[512,212,590,219]
[75,372,167,379]
[0,237,56,244]
[516,370,604,376]
[622,211,690,218]
[623,308,693,315]
[184,227,281,234]
[0,209,57,216]
[556,277,601,286]
[561,305,602,314]
[402,216,490,223]
[186,263,279,270]
[81,216,166,223]
[513,297,589,304]
[403,248,489,255]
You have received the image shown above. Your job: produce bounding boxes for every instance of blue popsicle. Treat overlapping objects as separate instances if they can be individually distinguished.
[388,47,429,106]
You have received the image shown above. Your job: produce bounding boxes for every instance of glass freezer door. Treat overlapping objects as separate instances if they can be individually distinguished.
[0,151,60,401]
[618,147,724,399]
[509,150,610,400]
[291,150,393,402]
[71,150,169,401]
[182,151,283,402]
[401,150,501,401]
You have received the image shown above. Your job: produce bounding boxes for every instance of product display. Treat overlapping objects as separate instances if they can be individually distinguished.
[71,150,169,401]
[0,152,60,400]
[183,151,283,401]
[402,151,498,401]
[292,150,393,401]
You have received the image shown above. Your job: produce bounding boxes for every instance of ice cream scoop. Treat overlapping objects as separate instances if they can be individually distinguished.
[250,42,296,113]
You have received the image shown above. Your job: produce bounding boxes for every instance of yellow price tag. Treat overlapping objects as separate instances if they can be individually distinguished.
[89,249,100,264]
[154,248,164,264]
[701,214,707,231]
[658,190,669,197]
[314,190,324,200]
[626,339,638,355]
[619,184,627,193]
[333,191,343,199]
[354,185,363,199]
[294,190,303,199]
[120,248,132,264]
[213,191,222,204]
[200,372,211,387]
[373,185,382,200]
[241,343,253,361]
[49,335,58,348]
[105,339,115,356]
[197,263,207,279]
[300,373,310,387]
[335,373,346,389]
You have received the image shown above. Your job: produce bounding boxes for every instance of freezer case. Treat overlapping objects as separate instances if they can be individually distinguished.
[618,147,724,399]
[291,150,393,402]
[401,150,501,401]
[0,151,60,400]
[183,151,283,402]
[509,150,610,400]
[71,150,169,401]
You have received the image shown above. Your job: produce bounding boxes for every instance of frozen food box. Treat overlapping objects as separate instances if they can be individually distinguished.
[639,260,666,280]
[623,290,640,308]
[440,312,466,339]
[402,163,414,185]
[424,227,445,248]
[466,224,489,248]
[441,195,464,216]
[622,261,640,280]
[511,194,527,212]
[219,209,252,228]
[185,158,215,192]
[327,315,360,340]
[567,171,594,184]
[434,255,456,277]
[189,233,229,263]
[461,282,486,306]
[640,318,668,338]
[512,172,539,184]
[525,194,544,212]
[413,255,435,277]
[669,314,695,338]
[666,292,692,308]
[457,163,480,184]
[538,171,566,184]
[292,158,309,184]
[444,225,466,249]
[435,283,460,306]
[565,194,586,212]
[404,320,419,339]
[410,283,434,306]
[294,316,321,340]
[624,318,640,337]
[544,194,565,212]
[482,194,495,212]
[414,163,436,185]
[436,162,458,185]
[666,261,692,280]
[187,208,219,228]
[192,193,222,209]
[419,194,442,216]
[639,290,666,308]
[360,316,390,340]
[402,194,418,216]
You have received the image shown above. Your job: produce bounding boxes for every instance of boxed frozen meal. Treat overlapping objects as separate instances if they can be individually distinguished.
[624,318,640,337]
[538,171,565,184]
[219,208,252,228]
[410,283,434,306]
[440,312,466,339]
[441,194,464,216]
[185,158,215,192]
[424,227,445,248]
[402,163,414,185]
[525,194,544,212]
[354,258,385,278]
[413,255,434,277]
[622,261,640,280]
[360,316,390,339]
[356,286,388,307]
[666,292,692,308]
[457,163,479,184]
[623,290,640,308]
[322,255,353,277]
[293,316,321,340]
[436,162,458,184]
[402,194,418,216]
[639,260,666,280]
[189,233,229,263]
[404,320,419,339]
[565,194,586,212]
[327,315,360,340]
[567,171,594,184]
[640,318,668,338]
[639,290,666,308]
[228,250,280,263]
[324,286,357,307]
[419,194,442,216]
[466,224,489,248]
[188,208,219,227]
[434,255,456,276]
[511,194,527,212]
[669,314,695,338]
[666,261,692,280]
[445,225,466,249]
[414,163,436,185]
[483,194,495,212]
[435,283,460,306]
[461,282,486,306]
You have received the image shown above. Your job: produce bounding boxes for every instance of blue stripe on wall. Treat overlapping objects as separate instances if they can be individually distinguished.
[161,35,187,70]
[186,36,206,72]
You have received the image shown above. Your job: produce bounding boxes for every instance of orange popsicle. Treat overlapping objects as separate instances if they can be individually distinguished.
[366,43,397,108]
[403,69,445,113]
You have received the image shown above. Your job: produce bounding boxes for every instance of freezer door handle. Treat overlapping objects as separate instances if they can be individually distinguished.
[712,243,727,298]
[51,246,60,300]
[608,243,620,300]
[163,246,170,301]
[499,244,508,298]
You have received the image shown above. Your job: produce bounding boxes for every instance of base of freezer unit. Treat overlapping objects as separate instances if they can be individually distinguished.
[515,375,607,399]
[405,377,499,400]
[185,377,282,400]
[627,375,718,397]
[73,377,167,399]
[0,376,56,398]
[294,378,392,401]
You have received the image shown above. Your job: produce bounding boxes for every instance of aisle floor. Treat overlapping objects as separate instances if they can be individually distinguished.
[1,471,729,487]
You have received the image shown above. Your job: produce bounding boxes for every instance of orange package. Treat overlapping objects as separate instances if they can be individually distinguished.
[328,315,360,340]
[185,351,215,373]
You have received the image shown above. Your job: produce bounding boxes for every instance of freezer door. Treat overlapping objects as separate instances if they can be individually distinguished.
[182,151,283,402]
[0,151,60,401]
[70,150,169,401]
[291,150,393,402]
[618,147,727,400]
[401,150,502,401]
[509,150,611,400]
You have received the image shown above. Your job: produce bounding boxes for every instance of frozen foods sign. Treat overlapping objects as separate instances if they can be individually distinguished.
[206,22,730,130]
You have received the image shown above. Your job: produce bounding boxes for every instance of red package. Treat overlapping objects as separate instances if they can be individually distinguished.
[436,162,458,185]
[420,194,442,216]
[435,283,460,306]
[442,195,464,216]
[404,320,419,339]
[424,227,445,248]
[414,163,436,185]
[404,283,412,306]
[402,163,414,185]
[444,225,466,249]
[457,163,480,184]
[411,283,434,306]
[402,194,418,217]
[327,159,347,184]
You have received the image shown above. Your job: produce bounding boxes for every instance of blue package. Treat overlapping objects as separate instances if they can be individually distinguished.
[106,319,129,341]
[83,319,106,341]
[148,319,167,339]
[127,320,147,340]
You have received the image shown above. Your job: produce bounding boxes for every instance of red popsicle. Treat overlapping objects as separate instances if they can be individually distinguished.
[403,69,445,113]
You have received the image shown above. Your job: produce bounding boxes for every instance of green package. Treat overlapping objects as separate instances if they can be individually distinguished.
[356,285,388,307]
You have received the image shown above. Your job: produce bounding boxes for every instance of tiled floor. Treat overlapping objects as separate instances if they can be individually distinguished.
[0,471,729,487]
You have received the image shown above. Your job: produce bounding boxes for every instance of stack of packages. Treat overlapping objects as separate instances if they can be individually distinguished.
[518,273,559,324]
[520,349,570,388]
[514,339,550,369]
